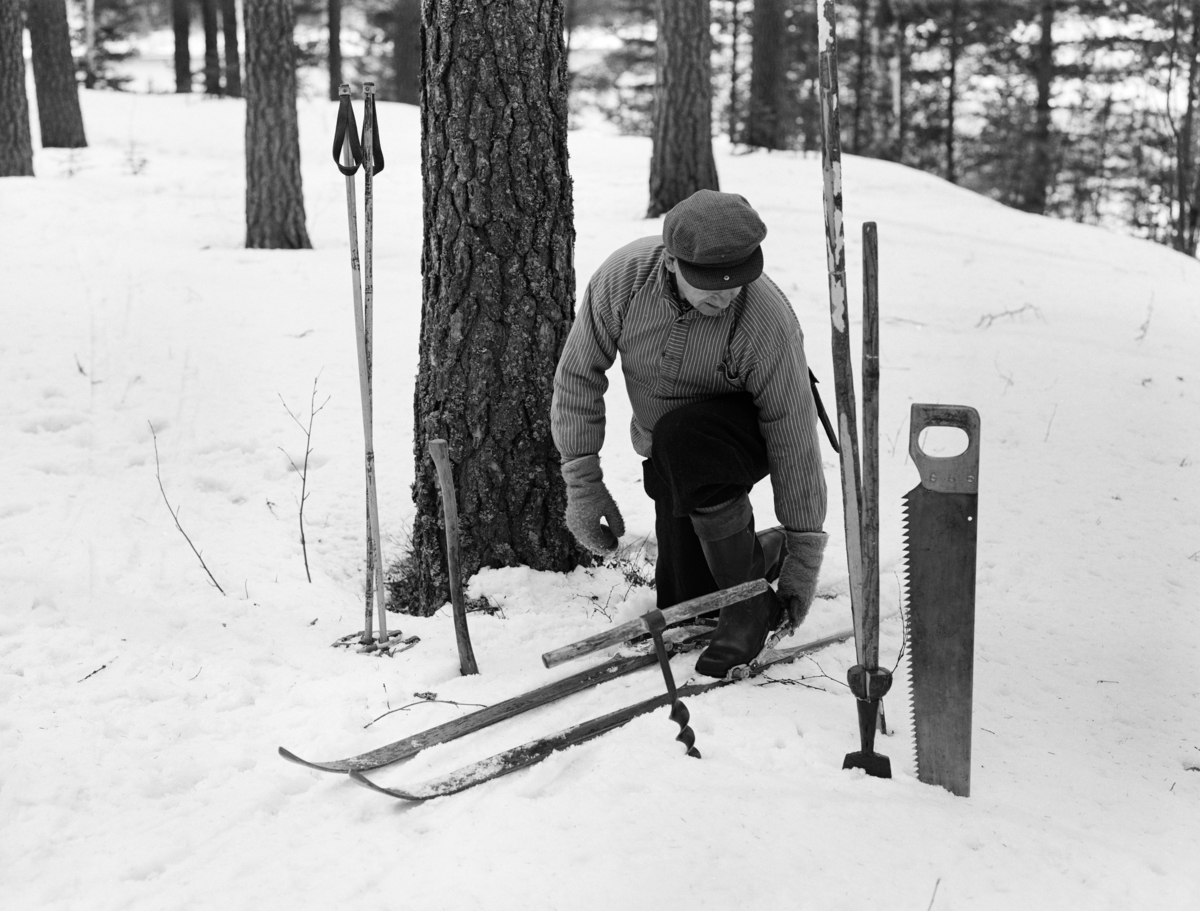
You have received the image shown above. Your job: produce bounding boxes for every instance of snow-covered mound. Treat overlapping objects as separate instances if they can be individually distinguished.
[1,89,1197,910]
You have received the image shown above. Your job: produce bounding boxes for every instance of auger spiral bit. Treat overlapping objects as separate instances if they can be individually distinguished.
[645,609,701,758]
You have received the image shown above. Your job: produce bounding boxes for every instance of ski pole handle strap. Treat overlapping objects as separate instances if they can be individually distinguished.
[363,89,385,176]
[333,85,363,175]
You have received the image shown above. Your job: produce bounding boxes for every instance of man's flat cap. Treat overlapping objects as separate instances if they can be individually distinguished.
[662,189,767,290]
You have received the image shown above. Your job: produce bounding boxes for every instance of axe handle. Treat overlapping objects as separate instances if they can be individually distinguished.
[541,580,767,668]
[861,223,880,669]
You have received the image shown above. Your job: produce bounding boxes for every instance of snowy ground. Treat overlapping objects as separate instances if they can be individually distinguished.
[2,88,1198,910]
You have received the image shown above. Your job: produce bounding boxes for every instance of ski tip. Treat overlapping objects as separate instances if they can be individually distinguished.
[278,746,351,774]
[348,769,427,802]
[278,746,303,764]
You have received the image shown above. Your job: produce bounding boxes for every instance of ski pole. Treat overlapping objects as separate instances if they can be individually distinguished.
[359,82,389,646]
[333,84,391,647]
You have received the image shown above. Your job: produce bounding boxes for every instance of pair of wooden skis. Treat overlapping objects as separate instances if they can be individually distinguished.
[816,5,893,776]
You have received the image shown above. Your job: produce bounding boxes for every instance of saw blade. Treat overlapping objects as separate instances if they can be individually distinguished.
[903,404,980,798]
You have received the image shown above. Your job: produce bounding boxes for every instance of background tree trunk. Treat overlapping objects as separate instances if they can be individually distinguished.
[174,0,192,93]
[726,0,741,141]
[851,0,872,153]
[745,0,788,150]
[221,0,242,97]
[244,0,311,249]
[945,0,960,183]
[27,0,87,149]
[1021,0,1055,214]
[328,0,341,101]
[0,0,35,176]
[647,0,719,216]
[389,0,421,105]
[405,0,585,615]
[203,0,222,94]
[83,0,96,89]
[1175,1,1200,255]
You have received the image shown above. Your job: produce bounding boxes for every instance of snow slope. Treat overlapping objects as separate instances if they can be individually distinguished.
[1,89,1198,911]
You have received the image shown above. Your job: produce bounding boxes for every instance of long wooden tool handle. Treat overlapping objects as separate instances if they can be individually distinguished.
[429,439,479,675]
[862,222,880,670]
[817,5,867,666]
[541,580,767,669]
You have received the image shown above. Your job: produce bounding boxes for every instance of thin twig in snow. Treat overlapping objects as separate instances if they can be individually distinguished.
[976,303,1042,329]
[150,422,225,594]
[78,658,116,683]
[363,697,489,729]
[1044,404,1058,443]
[279,375,330,583]
[927,878,942,911]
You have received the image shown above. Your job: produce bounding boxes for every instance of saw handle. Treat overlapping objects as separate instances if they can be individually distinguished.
[909,404,981,495]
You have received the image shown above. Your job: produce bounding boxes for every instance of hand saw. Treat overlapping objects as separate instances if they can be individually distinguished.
[904,403,980,797]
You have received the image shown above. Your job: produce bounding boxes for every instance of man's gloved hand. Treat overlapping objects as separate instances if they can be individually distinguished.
[561,455,625,555]
[777,530,828,629]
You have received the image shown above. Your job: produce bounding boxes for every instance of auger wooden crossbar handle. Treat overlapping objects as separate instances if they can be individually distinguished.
[541,579,768,669]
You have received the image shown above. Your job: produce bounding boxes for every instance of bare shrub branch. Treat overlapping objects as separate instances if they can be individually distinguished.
[150,422,225,595]
[279,375,330,583]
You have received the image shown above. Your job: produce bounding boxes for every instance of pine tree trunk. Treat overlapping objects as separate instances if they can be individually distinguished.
[27,0,87,149]
[876,0,902,161]
[221,0,242,97]
[83,0,96,89]
[328,0,341,102]
[203,0,222,94]
[647,0,718,217]
[244,0,311,250]
[1176,2,1200,255]
[406,0,585,615]
[851,0,871,154]
[1022,0,1055,214]
[0,0,34,177]
[945,0,960,183]
[745,0,787,150]
[174,0,192,93]
[889,6,907,162]
[727,0,740,140]
[389,0,421,105]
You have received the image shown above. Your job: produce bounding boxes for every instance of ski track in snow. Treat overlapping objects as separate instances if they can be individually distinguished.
[1,90,1198,910]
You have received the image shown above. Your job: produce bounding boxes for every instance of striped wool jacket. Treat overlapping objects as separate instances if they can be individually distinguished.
[551,236,827,532]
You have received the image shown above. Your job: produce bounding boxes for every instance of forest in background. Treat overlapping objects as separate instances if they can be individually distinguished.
[22,0,1200,257]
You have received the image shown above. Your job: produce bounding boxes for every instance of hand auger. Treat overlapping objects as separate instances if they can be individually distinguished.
[333,84,400,654]
[644,609,701,758]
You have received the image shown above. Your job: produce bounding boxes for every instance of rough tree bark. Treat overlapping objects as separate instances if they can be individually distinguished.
[221,0,242,97]
[27,0,87,149]
[0,0,34,177]
[328,0,341,102]
[203,0,222,94]
[1021,0,1055,214]
[244,0,312,249]
[405,0,585,614]
[745,0,788,150]
[174,0,192,93]
[647,0,719,217]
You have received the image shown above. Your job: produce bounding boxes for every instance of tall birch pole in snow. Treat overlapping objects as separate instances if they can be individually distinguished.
[816,1,870,670]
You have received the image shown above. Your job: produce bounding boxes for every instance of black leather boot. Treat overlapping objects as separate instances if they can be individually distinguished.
[694,588,783,678]
[691,508,785,678]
